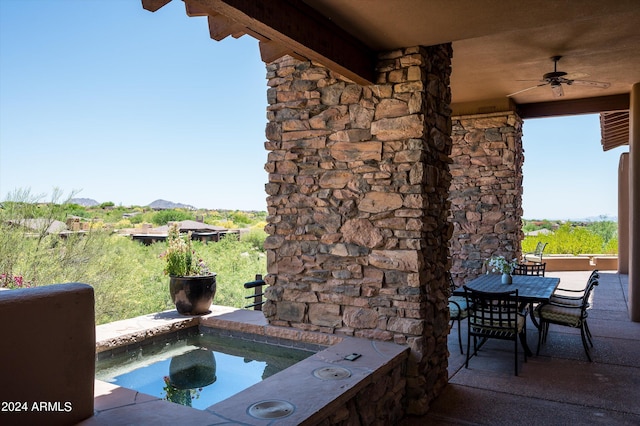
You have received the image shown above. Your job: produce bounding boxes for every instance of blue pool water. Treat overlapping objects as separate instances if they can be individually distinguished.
[96,331,314,410]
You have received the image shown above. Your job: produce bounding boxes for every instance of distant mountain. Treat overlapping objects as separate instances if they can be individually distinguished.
[70,198,99,207]
[148,199,196,210]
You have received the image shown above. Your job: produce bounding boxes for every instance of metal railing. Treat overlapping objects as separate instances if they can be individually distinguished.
[243,274,265,310]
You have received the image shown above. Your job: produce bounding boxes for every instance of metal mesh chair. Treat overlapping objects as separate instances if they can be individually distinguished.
[464,287,527,375]
[534,271,600,361]
[513,262,546,277]
[523,242,547,264]
[448,273,469,354]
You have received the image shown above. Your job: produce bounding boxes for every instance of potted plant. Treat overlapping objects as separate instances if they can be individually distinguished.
[162,376,202,407]
[487,255,518,284]
[162,222,216,315]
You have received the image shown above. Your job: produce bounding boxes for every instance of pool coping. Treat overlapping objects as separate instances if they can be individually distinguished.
[86,305,409,425]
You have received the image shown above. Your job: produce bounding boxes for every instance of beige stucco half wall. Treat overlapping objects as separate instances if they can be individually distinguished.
[0,283,95,425]
[541,255,618,272]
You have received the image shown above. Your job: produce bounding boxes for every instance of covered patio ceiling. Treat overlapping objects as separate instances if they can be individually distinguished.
[144,0,640,151]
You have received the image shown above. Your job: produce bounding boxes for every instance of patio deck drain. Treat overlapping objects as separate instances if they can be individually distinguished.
[247,400,295,419]
[312,366,351,380]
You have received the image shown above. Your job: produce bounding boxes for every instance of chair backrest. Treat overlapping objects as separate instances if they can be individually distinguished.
[513,263,546,276]
[534,242,547,256]
[448,272,457,295]
[587,270,600,285]
[580,272,600,311]
[464,287,520,334]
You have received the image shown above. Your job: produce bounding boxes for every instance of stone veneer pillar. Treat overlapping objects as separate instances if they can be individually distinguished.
[262,45,452,415]
[449,113,524,284]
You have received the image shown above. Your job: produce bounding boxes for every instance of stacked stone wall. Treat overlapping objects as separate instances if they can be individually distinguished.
[318,361,405,425]
[449,113,524,284]
[263,45,452,415]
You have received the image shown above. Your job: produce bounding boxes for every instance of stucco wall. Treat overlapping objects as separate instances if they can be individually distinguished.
[0,283,95,425]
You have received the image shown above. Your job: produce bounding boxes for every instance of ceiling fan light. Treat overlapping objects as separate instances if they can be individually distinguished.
[551,83,564,97]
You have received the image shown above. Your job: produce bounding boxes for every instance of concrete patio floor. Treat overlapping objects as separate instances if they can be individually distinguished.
[402,271,640,425]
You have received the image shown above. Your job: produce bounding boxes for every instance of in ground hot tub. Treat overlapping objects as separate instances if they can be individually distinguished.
[96,328,315,409]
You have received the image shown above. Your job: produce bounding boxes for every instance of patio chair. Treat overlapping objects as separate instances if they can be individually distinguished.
[550,270,599,303]
[523,242,547,264]
[534,271,600,361]
[513,262,546,277]
[448,273,469,354]
[464,287,527,375]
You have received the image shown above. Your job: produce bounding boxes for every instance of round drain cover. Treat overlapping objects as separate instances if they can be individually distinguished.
[247,400,295,419]
[312,366,352,380]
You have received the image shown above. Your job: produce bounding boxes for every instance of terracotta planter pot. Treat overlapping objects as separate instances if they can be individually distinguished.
[169,274,216,315]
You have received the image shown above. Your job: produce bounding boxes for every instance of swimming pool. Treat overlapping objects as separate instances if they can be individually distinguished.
[95,330,314,410]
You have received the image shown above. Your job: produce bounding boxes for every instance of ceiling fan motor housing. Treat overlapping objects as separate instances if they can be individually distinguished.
[543,71,568,82]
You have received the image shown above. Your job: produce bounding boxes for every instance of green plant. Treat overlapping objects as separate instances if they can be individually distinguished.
[586,217,617,245]
[162,223,211,276]
[487,255,518,274]
[523,219,619,256]
[162,376,200,406]
[241,228,267,251]
[153,210,194,226]
[2,188,269,324]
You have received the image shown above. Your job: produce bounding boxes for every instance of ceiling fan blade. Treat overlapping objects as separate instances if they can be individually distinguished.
[571,79,611,89]
[563,72,589,80]
[551,84,564,97]
[507,83,548,97]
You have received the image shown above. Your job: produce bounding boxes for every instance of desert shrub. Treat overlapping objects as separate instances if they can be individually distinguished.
[211,219,236,229]
[603,237,618,255]
[129,213,149,224]
[586,219,617,246]
[193,234,267,308]
[230,211,252,226]
[152,209,194,225]
[523,222,617,255]
[241,228,267,251]
[1,190,269,324]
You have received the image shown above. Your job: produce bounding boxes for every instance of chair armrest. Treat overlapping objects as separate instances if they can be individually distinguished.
[552,287,586,300]
[541,299,586,309]
[554,286,585,293]
[551,293,583,300]
[449,299,462,310]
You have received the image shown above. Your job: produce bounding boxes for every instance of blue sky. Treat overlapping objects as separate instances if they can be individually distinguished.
[0,0,628,219]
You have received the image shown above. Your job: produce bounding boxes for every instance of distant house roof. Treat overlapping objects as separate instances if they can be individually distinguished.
[156,220,228,233]
[525,228,552,237]
[8,219,68,234]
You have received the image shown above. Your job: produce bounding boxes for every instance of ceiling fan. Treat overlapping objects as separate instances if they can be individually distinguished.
[507,55,610,98]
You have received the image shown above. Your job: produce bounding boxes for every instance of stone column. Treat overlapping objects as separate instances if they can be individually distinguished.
[263,45,453,414]
[449,113,524,284]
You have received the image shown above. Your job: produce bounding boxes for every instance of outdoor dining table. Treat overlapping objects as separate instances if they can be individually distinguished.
[453,273,561,356]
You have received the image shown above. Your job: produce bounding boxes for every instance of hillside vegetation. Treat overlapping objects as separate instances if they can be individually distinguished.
[522,218,618,255]
[0,189,267,324]
[1,190,618,324]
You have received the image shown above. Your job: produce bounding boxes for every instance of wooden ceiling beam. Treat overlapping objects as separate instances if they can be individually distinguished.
[141,0,173,12]
[259,40,304,63]
[517,94,630,118]
[189,0,376,85]
[183,0,300,63]
[185,1,209,17]
[207,13,245,41]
